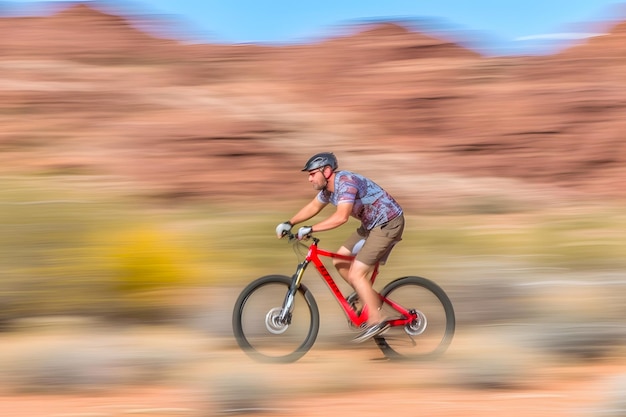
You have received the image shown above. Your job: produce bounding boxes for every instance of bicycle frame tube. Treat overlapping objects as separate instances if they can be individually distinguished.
[312,241,417,326]
[282,238,415,328]
[305,242,382,327]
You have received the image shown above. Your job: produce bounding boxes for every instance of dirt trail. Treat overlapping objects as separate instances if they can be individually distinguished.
[0,344,623,417]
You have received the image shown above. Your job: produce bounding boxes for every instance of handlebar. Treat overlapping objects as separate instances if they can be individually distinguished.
[281,231,319,244]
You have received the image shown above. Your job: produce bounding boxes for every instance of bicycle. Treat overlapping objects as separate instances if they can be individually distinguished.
[232,232,455,363]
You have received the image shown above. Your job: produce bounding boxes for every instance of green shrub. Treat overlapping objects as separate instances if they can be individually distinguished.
[0,179,207,324]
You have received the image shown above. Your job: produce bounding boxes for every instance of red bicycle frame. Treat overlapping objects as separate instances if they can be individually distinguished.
[293,237,415,328]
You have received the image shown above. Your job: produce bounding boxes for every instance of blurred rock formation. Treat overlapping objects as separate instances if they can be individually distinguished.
[1,4,623,209]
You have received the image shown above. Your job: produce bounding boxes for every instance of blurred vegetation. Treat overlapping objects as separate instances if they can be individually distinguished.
[0,176,625,328]
[0,177,211,325]
[0,176,624,397]
[411,210,626,270]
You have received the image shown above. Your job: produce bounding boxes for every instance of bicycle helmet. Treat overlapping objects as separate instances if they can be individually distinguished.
[301,152,338,172]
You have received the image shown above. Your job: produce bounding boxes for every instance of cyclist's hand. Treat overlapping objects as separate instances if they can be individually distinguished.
[297,226,313,240]
[275,221,292,238]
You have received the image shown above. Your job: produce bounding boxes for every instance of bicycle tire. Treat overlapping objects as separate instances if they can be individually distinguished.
[232,275,320,363]
[375,276,455,361]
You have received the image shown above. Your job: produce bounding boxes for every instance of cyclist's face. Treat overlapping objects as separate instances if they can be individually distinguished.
[308,168,327,190]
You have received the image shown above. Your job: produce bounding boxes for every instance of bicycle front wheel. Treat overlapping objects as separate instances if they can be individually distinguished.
[376,276,455,360]
[232,275,320,363]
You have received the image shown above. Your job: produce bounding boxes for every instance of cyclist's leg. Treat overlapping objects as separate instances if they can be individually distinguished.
[348,259,382,325]
[333,245,353,283]
[352,215,405,325]
[332,227,366,282]
[335,243,384,324]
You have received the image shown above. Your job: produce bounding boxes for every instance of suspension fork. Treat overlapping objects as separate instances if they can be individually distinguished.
[278,259,310,323]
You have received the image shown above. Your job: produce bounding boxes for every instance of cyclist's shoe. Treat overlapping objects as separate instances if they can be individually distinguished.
[352,321,390,343]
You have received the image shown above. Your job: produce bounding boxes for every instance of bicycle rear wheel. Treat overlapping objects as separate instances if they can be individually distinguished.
[232,275,319,363]
[376,276,455,360]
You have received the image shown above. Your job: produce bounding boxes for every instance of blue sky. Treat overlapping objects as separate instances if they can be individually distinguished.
[3,0,626,55]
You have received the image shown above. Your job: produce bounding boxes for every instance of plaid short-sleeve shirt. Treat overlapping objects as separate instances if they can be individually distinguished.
[317,170,403,230]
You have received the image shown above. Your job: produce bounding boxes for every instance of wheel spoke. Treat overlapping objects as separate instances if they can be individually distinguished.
[377,276,455,360]
[233,275,319,363]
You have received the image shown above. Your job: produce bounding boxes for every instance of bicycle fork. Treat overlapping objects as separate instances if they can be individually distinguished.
[277,259,309,325]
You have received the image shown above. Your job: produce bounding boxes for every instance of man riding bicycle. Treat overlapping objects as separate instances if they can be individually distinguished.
[276,152,405,342]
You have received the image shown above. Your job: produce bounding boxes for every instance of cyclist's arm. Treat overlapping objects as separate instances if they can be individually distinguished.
[289,197,327,225]
[310,202,352,232]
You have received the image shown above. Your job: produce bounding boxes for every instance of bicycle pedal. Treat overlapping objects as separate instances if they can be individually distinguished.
[346,292,362,313]
[346,292,360,304]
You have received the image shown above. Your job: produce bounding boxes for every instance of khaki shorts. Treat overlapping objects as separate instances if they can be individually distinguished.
[342,214,405,266]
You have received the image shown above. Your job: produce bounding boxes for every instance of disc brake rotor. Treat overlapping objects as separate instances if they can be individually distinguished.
[265,307,289,334]
[405,310,427,336]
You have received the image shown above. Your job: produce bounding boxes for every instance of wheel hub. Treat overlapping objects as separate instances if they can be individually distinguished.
[265,307,289,334]
[405,309,427,336]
